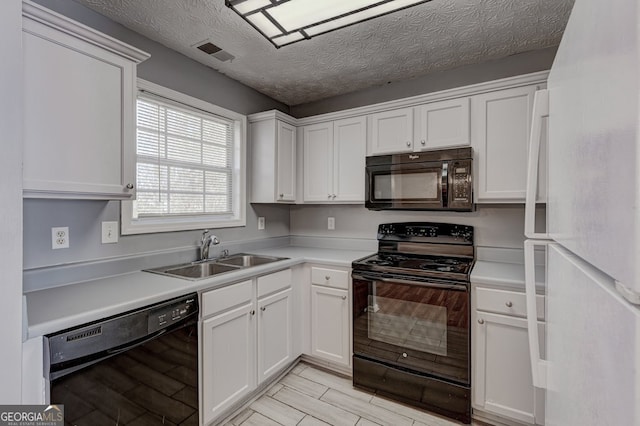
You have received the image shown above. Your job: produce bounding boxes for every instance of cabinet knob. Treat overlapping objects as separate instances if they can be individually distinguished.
[250,310,255,316]
[328,194,332,199]
[478,318,485,324]
[125,183,134,190]
[402,352,408,358]
[406,141,411,147]
[505,301,513,308]
[325,276,330,280]
[279,193,284,198]
[260,306,266,312]
[341,295,347,300]
[421,140,426,145]
[332,194,336,199]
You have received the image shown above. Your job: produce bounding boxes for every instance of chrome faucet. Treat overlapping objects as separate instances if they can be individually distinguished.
[200,230,220,261]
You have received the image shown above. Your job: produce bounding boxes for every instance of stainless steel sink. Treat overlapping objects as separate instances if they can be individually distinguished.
[216,253,285,267]
[144,253,288,281]
[161,262,241,280]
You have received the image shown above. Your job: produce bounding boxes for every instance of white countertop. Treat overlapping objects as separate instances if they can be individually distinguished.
[25,246,372,338]
[471,260,546,293]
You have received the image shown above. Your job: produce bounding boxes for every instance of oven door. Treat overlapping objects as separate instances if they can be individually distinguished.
[352,272,470,385]
[365,160,445,210]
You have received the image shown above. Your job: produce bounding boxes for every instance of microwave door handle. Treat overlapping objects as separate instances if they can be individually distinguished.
[442,162,448,207]
[525,89,549,239]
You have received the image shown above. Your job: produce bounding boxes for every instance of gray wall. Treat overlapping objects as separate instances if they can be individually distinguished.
[24,0,291,271]
[290,205,545,250]
[290,47,557,117]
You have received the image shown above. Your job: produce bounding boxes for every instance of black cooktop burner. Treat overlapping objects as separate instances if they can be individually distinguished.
[353,222,475,282]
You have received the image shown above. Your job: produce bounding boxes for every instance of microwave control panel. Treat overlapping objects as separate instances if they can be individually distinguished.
[448,159,473,209]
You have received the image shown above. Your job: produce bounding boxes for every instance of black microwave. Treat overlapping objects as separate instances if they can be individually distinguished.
[365,147,473,211]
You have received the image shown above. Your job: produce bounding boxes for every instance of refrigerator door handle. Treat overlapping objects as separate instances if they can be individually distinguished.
[525,89,549,239]
[524,239,549,389]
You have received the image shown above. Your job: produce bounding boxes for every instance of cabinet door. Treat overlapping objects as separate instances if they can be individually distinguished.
[23,18,137,199]
[257,288,293,384]
[368,108,414,155]
[310,285,350,366]
[473,311,545,425]
[303,122,334,202]
[415,98,470,150]
[334,117,366,202]
[276,121,296,202]
[472,85,541,202]
[201,303,256,425]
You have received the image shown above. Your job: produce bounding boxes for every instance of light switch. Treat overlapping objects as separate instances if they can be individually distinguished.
[101,221,119,244]
[258,217,265,230]
[328,217,335,230]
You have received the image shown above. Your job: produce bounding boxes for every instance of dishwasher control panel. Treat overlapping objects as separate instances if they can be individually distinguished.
[148,293,198,333]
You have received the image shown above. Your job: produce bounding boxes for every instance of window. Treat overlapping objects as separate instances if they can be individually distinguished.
[122,80,246,234]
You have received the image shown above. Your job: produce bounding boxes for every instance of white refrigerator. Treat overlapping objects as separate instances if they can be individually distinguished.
[523,0,640,425]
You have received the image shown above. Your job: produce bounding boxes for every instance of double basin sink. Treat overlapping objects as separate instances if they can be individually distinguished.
[145,253,288,281]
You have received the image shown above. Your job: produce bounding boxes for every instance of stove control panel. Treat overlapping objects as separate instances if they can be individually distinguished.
[377,222,474,244]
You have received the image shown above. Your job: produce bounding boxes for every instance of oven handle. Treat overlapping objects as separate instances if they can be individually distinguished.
[352,273,467,291]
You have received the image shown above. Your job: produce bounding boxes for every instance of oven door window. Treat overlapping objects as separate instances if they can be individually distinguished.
[353,278,469,385]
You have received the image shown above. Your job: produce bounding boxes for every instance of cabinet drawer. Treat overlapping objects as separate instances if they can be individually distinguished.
[257,269,292,298]
[202,280,253,317]
[476,287,545,320]
[311,267,349,289]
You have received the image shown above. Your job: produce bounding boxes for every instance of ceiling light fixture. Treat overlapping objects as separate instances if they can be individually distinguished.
[226,0,432,48]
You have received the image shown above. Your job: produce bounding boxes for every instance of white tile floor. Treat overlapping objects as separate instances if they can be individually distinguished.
[224,362,488,426]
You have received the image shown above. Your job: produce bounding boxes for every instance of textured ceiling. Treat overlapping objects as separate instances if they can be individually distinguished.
[74,0,575,106]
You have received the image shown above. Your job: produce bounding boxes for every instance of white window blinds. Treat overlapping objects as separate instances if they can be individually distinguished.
[135,94,234,218]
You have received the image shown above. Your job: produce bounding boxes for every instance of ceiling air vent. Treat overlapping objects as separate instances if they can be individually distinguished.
[195,41,235,62]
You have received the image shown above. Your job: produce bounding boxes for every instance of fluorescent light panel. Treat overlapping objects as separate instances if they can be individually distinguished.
[226,0,432,48]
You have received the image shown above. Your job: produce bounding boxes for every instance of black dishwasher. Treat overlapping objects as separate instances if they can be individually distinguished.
[44,293,199,426]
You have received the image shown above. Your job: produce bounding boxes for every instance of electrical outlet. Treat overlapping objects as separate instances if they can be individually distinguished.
[328,217,335,230]
[102,221,119,244]
[51,227,69,249]
[258,217,265,230]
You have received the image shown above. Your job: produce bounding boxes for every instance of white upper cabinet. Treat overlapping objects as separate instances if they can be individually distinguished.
[249,111,297,203]
[22,2,149,200]
[472,84,547,203]
[368,108,414,154]
[333,117,367,202]
[368,98,470,155]
[303,117,366,203]
[415,98,471,150]
[303,122,333,202]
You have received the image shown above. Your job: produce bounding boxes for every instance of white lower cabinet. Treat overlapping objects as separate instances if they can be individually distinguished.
[200,269,293,425]
[308,265,351,368]
[201,300,256,426]
[472,285,545,425]
[310,285,349,365]
[257,288,293,383]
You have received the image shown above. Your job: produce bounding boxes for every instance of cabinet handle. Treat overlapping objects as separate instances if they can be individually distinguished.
[260,306,266,312]
[477,318,485,324]
[341,295,347,300]
[332,194,336,199]
[421,140,426,145]
[505,301,513,307]
[250,310,255,316]
[125,183,134,190]
[328,194,332,199]
[406,141,411,147]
